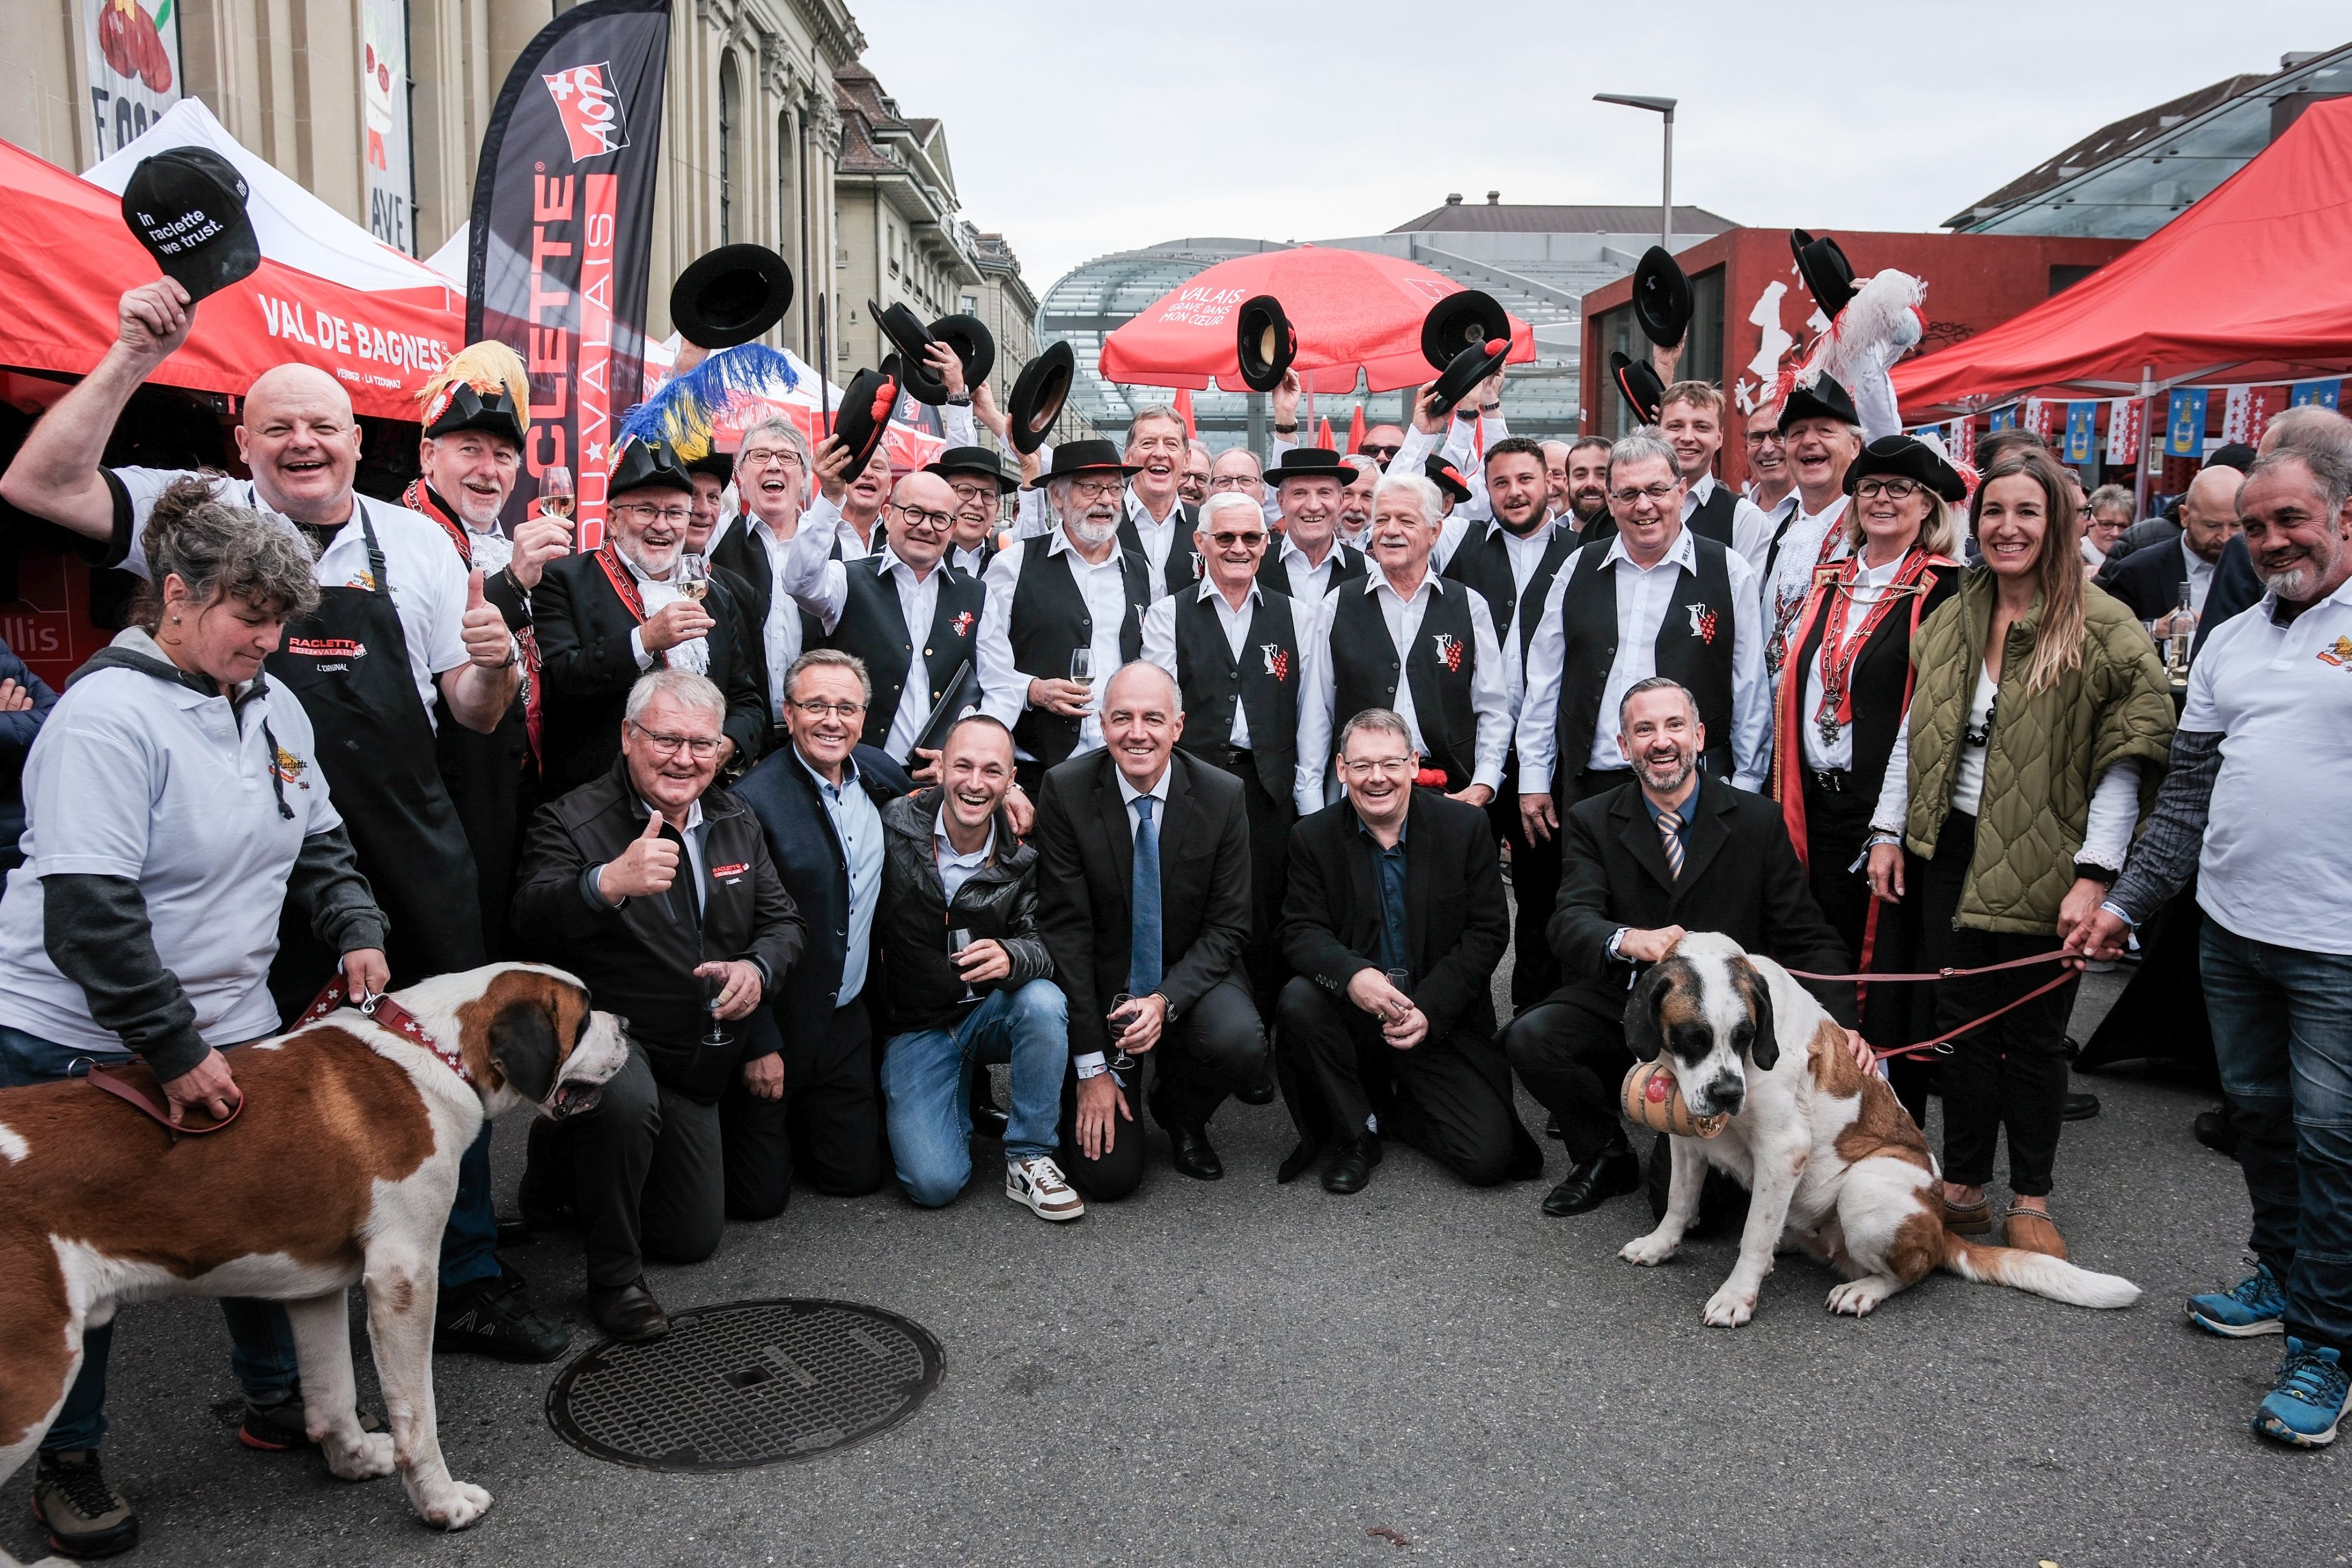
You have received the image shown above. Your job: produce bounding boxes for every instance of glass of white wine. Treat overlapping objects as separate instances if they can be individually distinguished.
[539,465,575,524]
[676,553,712,604]
[1068,648,1094,687]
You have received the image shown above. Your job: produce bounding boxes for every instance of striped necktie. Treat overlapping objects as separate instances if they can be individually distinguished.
[1658,811,1685,881]
[1130,795,1163,993]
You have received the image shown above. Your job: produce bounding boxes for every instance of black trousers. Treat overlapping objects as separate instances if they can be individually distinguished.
[1194,745,1296,1018]
[1501,984,1635,1163]
[1800,772,1933,1127]
[524,1045,723,1288]
[1278,977,1515,1185]
[720,998,888,1219]
[1917,810,2082,1196]
[1493,748,1563,1009]
[1060,977,1265,1201]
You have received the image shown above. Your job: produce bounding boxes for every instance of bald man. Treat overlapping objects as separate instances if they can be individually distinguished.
[2102,463,2245,638]
[1033,660,1265,1196]
[0,279,567,1361]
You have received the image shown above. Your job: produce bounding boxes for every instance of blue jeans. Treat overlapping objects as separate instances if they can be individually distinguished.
[438,1124,502,1290]
[2201,921,2352,1353]
[0,1025,299,1452]
[879,981,1068,1207]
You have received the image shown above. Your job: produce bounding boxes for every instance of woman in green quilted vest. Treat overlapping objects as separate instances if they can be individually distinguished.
[1864,443,2174,1263]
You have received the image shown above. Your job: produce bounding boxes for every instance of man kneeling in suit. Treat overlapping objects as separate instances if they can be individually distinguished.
[1034,661,1265,1195]
[1278,708,1539,1193]
[1502,677,1855,1219]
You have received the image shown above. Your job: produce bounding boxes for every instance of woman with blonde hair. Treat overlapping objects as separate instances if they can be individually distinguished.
[1866,445,2174,1259]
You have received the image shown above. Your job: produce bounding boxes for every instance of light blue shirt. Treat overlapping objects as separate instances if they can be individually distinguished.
[799,750,884,1005]
[934,808,995,908]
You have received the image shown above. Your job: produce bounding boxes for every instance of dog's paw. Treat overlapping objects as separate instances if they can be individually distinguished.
[325,1430,397,1482]
[1702,1285,1757,1327]
[420,1480,493,1532]
[1618,1232,1679,1267]
[1826,1278,1893,1317]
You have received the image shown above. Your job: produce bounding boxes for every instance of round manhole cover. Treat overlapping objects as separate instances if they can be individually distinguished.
[546,1298,943,1471]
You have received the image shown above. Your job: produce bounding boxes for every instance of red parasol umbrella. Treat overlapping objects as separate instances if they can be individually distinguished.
[1100,244,1536,395]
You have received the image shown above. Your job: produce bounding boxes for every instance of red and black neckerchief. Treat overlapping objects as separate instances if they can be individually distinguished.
[596,543,667,668]
[1809,548,1940,750]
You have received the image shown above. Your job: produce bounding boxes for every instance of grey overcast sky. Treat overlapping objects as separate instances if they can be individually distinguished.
[848,0,2346,291]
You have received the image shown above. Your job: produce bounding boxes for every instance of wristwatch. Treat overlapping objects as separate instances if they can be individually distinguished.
[946,394,973,407]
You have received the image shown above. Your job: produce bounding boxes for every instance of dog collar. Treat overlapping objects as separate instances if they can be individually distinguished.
[300,978,475,1085]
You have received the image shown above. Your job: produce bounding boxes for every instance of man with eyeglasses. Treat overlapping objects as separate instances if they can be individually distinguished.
[924,445,1019,577]
[1181,440,1213,508]
[1359,424,1408,472]
[1742,400,1796,516]
[1659,382,1774,571]
[1257,447,1371,603]
[710,416,824,745]
[1143,492,1312,1017]
[536,439,769,793]
[1515,430,1766,851]
[1210,446,1278,531]
[512,668,806,1341]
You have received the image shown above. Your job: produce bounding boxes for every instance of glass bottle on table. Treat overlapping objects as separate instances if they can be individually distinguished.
[2167,581,2195,680]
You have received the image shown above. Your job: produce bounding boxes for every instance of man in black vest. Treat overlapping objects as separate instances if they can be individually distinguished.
[1294,472,1509,816]
[1258,447,1369,601]
[1515,430,1767,854]
[710,416,820,748]
[1443,435,1581,1005]
[779,467,985,782]
[1659,381,1772,569]
[1118,406,1198,599]
[1142,492,1307,1016]
[977,440,1154,793]
[928,444,1018,578]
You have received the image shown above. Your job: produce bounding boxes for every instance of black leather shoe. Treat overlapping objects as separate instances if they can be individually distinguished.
[1232,1072,1277,1106]
[587,1276,671,1343]
[435,1267,570,1362]
[2062,1090,2102,1121]
[1543,1147,1642,1216]
[2194,1108,2240,1155]
[1166,1122,1224,1181]
[1544,1112,1563,1141]
[1321,1135,1383,1195]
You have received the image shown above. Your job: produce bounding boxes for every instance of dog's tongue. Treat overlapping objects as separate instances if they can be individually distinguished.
[548,1081,603,1119]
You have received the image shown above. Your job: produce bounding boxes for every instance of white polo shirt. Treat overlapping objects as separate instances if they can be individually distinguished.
[0,636,345,1056]
[2182,574,2352,952]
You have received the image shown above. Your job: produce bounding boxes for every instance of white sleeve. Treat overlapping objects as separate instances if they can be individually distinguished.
[1465,412,1508,521]
[1465,592,1510,795]
[940,402,978,449]
[1729,496,1775,574]
[976,545,1028,727]
[1271,433,1297,464]
[413,527,475,678]
[1870,704,1913,834]
[103,466,195,580]
[1140,598,1179,684]
[1014,448,1054,537]
[1513,560,1575,794]
[1389,423,1442,478]
[1725,549,1770,791]
[2077,758,2142,871]
[629,627,655,671]
[1439,415,1478,471]
[1433,515,1472,573]
[1293,601,1338,815]
[779,495,850,633]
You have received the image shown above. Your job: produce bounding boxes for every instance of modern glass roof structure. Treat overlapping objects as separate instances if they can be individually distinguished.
[1035,203,1735,450]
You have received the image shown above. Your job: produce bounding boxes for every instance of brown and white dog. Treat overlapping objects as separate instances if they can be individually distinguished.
[0,962,627,1563]
[1615,933,2140,1326]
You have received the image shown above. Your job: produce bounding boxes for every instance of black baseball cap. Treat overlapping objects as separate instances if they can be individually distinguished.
[121,148,261,302]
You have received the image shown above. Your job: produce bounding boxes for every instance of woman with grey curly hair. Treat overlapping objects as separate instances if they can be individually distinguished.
[0,477,390,1554]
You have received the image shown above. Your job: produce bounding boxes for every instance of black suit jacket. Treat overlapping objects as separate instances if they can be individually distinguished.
[2194,531,2264,658]
[1033,748,1251,1060]
[533,551,769,795]
[1550,773,1852,1021]
[2102,533,2197,623]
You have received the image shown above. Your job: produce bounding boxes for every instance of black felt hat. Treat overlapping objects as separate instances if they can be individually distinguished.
[1006,342,1074,456]
[121,147,260,302]
[1263,447,1359,486]
[1025,438,1140,490]
[1789,229,1856,319]
[926,444,1018,493]
[1427,336,1511,417]
[1611,351,1664,427]
[1844,434,1966,503]
[1235,296,1297,393]
[1777,374,1859,432]
[873,301,953,405]
[684,450,734,486]
[832,362,903,479]
[671,245,794,350]
[1421,289,1511,373]
[928,312,995,392]
[1632,246,1692,349]
[608,437,696,498]
[1425,454,1472,506]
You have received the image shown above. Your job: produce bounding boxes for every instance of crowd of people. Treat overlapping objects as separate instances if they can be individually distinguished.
[1,272,2348,1559]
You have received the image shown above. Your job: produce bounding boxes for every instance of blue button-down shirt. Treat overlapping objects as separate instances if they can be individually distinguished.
[799,750,884,1005]
[1355,811,1411,977]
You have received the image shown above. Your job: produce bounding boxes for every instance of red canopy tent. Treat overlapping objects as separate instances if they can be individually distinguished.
[1895,96,2352,419]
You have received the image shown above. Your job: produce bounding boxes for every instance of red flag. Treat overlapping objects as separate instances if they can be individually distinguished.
[1317,416,1335,450]
[1173,386,1197,439]
[1345,403,1366,456]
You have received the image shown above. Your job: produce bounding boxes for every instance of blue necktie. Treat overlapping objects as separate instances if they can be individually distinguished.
[1130,795,1162,995]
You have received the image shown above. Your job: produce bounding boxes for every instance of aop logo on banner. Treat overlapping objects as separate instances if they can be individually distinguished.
[542,62,631,161]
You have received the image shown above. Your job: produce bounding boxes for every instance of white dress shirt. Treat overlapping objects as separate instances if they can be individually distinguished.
[1762,495,1850,677]
[977,527,1136,760]
[1293,568,1509,814]
[1799,551,1906,773]
[622,549,711,676]
[1682,473,1776,573]
[1389,411,1494,525]
[1514,524,1768,792]
[1454,516,1565,710]
[739,509,806,722]
[778,497,946,759]
[2179,531,2218,617]
[1125,486,1186,595]
[1274,533,1353,602]
[1141,580,1268,748]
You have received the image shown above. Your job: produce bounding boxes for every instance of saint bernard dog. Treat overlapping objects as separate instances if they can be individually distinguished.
[1615,933,2140,1326]
[0,963,627,1562]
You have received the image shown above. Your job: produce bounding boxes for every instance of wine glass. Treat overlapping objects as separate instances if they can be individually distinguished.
[539,465,575,523]
[1105,991,1138,1074]
[1384,968,1415,1024]
[949,927,978,1004]
[1068,648,1094,688]
[676,552,712,605]
[701,968,730,1047]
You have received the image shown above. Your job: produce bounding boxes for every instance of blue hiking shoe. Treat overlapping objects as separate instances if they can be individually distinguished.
[2188,1262,2287,1338]
[2251,1339,2347,1448]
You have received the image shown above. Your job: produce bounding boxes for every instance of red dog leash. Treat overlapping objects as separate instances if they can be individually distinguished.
[1782,949,2084,1063]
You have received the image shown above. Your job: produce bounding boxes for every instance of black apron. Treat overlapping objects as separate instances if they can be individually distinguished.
[268,499,486,1022]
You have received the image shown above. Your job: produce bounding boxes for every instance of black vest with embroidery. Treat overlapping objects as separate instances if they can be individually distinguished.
[1685,482,1738,549]
[819,558,987,753]
[1172,589,1300,804]
[1442,523,1579,656]
[1327,579,1479,790]
[1549,534,1739,784]
[1007,533,1150,765]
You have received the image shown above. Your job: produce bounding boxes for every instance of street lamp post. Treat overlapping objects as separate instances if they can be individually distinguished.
[1594,93,1677,254]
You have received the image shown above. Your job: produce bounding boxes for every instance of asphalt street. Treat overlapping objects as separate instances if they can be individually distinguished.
[8,953,2347,1568]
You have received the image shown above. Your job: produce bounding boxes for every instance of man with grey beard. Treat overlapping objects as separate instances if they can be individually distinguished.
[977,440,1154,791]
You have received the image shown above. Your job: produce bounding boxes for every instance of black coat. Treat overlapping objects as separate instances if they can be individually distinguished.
[876,788,1054,1035]
[1549,771,1852,1021]
[533,550,769,795]
[2102,533,2200,624]
[2194,531,2264,658]
[1033,748,1251,1061]
[511,757,805,1100]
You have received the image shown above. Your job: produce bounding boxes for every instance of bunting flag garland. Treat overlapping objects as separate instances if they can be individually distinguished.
[2166,388,2209,457]
[2290,378,2341,410]
[2103,397,2141,466]
[2023,397,2053,441]
[1986,405,2017,434]
[1947,416,1975,467]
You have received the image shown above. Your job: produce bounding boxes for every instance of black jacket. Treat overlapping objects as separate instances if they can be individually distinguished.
[2194,531,2264,658]
[1033,748,1251,1061]
[533,551,769,795]
[512,756,804,1100]
[876,788,1054,1035]
[2102,533,2200,624]
[1550,772,1852,1021]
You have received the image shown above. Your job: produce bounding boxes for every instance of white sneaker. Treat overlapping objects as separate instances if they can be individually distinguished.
[1005,1155,1085,1222]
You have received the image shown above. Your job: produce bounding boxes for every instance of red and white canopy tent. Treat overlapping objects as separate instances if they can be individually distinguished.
[1894,96,2352,420]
